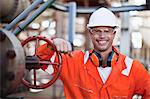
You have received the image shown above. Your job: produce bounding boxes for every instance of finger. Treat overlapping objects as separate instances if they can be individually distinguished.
[68,52,73,57]
[63,41,68,52]
[56,44,61,52]
[67,42,72,51]
[59,42,64,52]
[49,38,53,43]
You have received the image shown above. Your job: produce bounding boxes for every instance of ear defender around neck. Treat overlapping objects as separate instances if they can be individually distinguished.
[89,51,103,67]
[89,49,118,68]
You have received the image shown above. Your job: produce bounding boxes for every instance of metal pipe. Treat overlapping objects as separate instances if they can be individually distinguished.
[4,0,43,30]
[51,2,68,12]
[13,0,55,36]
[51,3,148,13]
[68,2,76,46]
[110,5,148,12]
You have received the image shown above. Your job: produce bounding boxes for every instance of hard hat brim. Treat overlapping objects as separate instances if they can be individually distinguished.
[87,24,119,29]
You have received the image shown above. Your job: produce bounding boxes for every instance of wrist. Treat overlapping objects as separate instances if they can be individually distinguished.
[51,36,57,40]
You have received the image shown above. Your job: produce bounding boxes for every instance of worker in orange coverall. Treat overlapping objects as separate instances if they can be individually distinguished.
[37,7,150,99]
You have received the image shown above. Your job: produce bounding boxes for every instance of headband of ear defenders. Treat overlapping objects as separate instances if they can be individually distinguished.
[89,48,119,67]
[107,51,114,67]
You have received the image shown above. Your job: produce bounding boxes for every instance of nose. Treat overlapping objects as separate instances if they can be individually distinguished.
[100,32,106,37]
[94,32,106,38]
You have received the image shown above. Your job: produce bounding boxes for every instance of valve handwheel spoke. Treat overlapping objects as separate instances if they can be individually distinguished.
[21,36,62,89]
[39,60,59,65]
[34,37,39,56]
[33,69,37,86]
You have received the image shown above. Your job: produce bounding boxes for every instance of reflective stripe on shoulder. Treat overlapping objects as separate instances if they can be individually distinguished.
[84,51,89,64]
[121,56,133,76]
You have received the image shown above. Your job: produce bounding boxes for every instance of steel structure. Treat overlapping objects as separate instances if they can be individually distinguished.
[4,0,150,36]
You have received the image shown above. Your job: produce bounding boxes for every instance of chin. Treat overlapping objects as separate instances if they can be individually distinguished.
[98,48,108,52]
[95,46,108,52]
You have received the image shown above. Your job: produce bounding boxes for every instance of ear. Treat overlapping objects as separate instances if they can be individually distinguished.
[88,30,93,38]
[88,31,92,38]
[88,29,92,34]
[112,31,116,39]
[113,31,116,35]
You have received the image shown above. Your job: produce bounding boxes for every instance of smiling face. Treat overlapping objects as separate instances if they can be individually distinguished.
[89,26,116,52]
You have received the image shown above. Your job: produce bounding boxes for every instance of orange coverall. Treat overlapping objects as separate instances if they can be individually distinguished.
[37,44,150,99]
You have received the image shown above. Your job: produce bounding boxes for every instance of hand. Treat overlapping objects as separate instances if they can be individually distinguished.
[52,38,72,53]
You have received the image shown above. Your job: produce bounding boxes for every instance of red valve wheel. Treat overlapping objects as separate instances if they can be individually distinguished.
[21,36,62,89]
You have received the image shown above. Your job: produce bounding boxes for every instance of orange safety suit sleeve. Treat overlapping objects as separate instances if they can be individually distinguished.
[36,43,81,77]
[36,43,55,70]
[37,43,55,60]
[132,60,150,98]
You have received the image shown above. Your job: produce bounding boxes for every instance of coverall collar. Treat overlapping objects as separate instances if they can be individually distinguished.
[85,47,125,86]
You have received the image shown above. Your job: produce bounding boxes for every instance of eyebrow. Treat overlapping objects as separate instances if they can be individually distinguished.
[92,28,114,31]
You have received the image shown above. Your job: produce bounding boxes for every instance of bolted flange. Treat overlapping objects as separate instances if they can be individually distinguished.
[0,30,6,41]
[5,71,15,81]
[6,50,16,59]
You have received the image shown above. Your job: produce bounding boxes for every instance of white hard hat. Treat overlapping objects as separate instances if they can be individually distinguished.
[87,7,119,28]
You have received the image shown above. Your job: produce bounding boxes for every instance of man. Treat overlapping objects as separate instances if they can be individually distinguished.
[37,7,150,99]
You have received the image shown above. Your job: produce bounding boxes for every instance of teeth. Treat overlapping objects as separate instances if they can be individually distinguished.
[98,41,106,44]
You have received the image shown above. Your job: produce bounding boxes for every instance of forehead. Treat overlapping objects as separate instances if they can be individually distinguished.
[91,26,114,30]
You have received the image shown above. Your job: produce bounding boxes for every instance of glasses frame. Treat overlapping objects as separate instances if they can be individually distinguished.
[89,28,115,35]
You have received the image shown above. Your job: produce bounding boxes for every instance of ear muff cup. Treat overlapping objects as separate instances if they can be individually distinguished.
[89,51,103,67]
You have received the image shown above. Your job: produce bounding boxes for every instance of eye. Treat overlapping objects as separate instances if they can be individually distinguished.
[104,30,110,33]
[94,29,100,33]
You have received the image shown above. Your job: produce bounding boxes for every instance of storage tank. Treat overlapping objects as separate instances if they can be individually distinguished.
[0,0,30,23]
